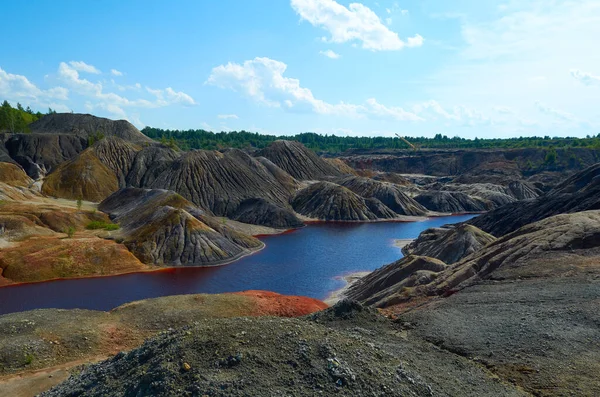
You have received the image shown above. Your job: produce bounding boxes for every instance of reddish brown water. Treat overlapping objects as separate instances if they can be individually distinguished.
[0,215,475,315]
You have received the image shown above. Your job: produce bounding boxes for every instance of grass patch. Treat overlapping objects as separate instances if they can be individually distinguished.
[24,353,34,365]
[86,221,120,231]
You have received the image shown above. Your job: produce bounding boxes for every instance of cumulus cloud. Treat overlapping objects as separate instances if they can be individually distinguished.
[55,62,195,119]
[206,57,421,121]
[111,69,124,76]
[535,101,579,122]
[413,100,493,126]
[145,86,196,106]
[68,61,101,74]
[570,69,600,86]
[218,114,239,119]
[0,67,69,103]
[290,0,423,51]
[319,49,340,59]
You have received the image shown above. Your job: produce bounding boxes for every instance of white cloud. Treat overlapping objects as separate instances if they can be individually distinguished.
[206,57,421,121]
[290,0,423,51]
[0,67,69,103]
[54,62,195,121]
[570,69,600,86]
[145,86,196,106]
[111,69,123,76]
[385,17,392,26]
[406,34,424,48]
[68,61,101,74]
[218,114,239,119]
[413,100,493,126]
[535,101,579,122]
[366,98,423,121]
[319,49,340,59]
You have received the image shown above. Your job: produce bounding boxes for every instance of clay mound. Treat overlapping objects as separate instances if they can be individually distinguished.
[0,235,147,284]
[414,190,488,213]
[92,137,140,187]
[334,176,428,216]
[0,201,112,233]
[549,162,600,195]
[442,183,517,209]
[28,113,153,144]
[257,140,343,180]
[364,197,399,218]
[125,145,181,187]
[437,210,600,292]
[346,255,447,308]
[403,224,496,264]
[0,162,32,187]
[42,149,119,202]
[292,181,398,221]
[100,188,262,266]
[470,163,600,236]
[324,157,357,175]
[255,156,300,192]
[232,290,328,317]
[0,214,57,243]
[232,198,304,229]
[4,133,87,179]
[506,180,540,200]
[371,172,412,186]
[148,149,294,217]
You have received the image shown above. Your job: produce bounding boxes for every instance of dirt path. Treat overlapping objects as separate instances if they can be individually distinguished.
[0,356,106,397]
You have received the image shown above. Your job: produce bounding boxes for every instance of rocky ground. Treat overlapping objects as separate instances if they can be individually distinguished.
[40,301,525,397]
[0,291,327,396]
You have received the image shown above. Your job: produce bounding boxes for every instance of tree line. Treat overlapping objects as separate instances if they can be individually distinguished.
[142,127,600,153]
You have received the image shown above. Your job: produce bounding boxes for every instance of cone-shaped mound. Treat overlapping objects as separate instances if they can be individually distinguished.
[42,149,119,202]
[100,188,262,266]
[292,181,398,221]
[28,113,153,144]
[414,191,488,213]
[148,149,294,216]
[232,198,304,229]
[334,175,428,216]
[257,140,343,180]
[403,224,496,264]
[346,255,447,307]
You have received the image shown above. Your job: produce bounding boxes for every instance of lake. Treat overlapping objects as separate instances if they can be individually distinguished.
[0,215,475,315]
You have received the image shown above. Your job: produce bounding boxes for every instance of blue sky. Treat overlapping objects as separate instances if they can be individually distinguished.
[1,0,599,138]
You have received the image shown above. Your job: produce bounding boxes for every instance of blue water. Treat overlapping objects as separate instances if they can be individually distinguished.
[0,215,475,315]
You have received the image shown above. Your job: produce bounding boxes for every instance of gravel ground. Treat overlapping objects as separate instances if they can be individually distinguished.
[42,301,525,397]
[399,276,600,396]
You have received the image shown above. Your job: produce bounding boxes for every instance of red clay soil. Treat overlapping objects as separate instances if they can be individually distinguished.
[233,290,328,317]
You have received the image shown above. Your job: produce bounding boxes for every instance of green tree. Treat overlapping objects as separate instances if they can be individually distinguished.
[545,146,557,166]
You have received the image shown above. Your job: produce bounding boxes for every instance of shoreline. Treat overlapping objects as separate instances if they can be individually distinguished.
[324,271,371,306]
[393,238,414,250]
[0,213,469,290]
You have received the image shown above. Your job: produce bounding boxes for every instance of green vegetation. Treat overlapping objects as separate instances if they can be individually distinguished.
[65,227,76,238]
[0,100,49,133]
[142,127,600,153]
[87,131,106,146]
[86,221,120,231]
[76,198,83,210]
[24,353,34,365]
